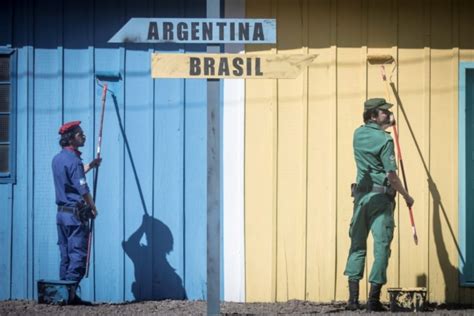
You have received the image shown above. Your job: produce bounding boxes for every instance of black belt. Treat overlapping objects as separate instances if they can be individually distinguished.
[357,184,395,195]
[57,205,77,213]
[371,184,391,194]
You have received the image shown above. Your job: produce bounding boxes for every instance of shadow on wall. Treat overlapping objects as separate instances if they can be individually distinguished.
[391,83,461,302]
[122,214,187,301]
[108,89,186,301]
[430,179,458,303]
[417,273,427,287]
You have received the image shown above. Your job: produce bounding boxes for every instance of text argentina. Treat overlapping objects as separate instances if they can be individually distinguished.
[148,21,265,42]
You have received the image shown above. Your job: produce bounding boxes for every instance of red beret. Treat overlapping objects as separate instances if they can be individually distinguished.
[58,121,81,135]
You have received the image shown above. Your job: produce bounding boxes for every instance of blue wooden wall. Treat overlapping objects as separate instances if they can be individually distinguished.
[0,0,209,302]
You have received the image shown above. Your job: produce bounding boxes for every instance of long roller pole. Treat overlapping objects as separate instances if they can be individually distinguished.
[85,83,108,278]
[391,123,419,245]
[379,63,419,245]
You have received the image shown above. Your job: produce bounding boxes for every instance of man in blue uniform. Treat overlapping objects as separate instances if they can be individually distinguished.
[344,98,414,311]
[52,121,101,304]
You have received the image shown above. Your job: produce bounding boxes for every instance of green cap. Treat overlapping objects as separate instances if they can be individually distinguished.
[364,98,393,110]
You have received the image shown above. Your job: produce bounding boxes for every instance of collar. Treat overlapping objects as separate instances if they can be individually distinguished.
[365,122,382,130]
[64,146,82,157]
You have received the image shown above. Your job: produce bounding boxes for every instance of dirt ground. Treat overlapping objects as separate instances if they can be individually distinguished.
[1,300,474,315]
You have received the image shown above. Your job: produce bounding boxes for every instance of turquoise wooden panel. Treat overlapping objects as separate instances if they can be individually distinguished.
[11,40,29,298]
[149,0,188,302]
[93,0,126,303]
[467,69,474,284]
[123,0,155,299]
[461,65,474,285]
[153,75,186,300]
[0,185,12,299]
[182,0,207,301]
[62,0,96,301]
[9,0,30,300]
[123,0,150,301]
[183,76,207,300]
[32,0,63,297]
[459,62,467,284]
[123,47,155,300]
[26,2,35,299]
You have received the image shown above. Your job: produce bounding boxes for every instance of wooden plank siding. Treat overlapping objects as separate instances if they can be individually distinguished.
[1,0,474,305]
[0,0,212,303]
[10,0,30,299]
[306,0,338,303]
[244,0,278,302]
[245,0,474,303]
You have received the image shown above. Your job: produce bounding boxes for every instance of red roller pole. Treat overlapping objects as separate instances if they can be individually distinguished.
[392,123,418,245]
[375,62,418,245]
[85,83,108,278]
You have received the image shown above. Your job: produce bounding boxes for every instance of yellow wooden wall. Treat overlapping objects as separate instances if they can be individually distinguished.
[244,0,474,303]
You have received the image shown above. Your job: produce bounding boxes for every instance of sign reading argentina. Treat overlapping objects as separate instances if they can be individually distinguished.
[109,18,276,44]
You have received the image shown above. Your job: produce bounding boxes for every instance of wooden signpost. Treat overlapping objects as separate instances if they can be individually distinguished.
[108,18,276,44]
[111,8,317,316]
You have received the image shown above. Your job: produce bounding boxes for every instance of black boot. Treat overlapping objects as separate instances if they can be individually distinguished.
[70,283,92,306]
[346,280,360,310]
[367,283,387,312]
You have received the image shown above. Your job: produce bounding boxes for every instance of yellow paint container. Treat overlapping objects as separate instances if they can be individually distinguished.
[387,287,427,312]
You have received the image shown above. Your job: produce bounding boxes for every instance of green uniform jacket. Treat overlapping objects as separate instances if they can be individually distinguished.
[353,122,397,190]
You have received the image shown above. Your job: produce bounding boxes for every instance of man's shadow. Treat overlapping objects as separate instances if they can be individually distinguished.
[122,214,187,301]
[106,93,186,300]
[430,179,459,302]
[390,82,463,302]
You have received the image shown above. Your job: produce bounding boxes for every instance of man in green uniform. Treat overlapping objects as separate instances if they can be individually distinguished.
[344,98,414,311]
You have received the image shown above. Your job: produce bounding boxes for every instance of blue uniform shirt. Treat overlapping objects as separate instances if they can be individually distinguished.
[52,148,90,207]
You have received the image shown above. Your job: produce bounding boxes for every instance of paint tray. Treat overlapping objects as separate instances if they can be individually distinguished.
[387,287,427,312]
[37,279,76,305]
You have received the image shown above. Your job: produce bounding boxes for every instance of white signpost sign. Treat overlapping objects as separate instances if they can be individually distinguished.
[151,53,318,79]
[109,18,276,44]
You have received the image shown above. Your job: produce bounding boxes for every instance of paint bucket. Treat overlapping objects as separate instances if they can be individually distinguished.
[387,287,427,312]
[37,279,77,305]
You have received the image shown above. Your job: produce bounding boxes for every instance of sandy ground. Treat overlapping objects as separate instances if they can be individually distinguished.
[1,300,474,315]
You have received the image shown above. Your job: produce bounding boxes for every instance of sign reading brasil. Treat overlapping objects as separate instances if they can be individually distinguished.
[109,18,317,78]
[151,53,318,79]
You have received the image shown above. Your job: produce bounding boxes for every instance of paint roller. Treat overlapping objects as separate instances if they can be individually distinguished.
[367,55,419,245]
[85,71,121,278]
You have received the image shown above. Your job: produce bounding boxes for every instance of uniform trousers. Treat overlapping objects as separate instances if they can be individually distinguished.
[344,192,395,285]
[57,211,89,282]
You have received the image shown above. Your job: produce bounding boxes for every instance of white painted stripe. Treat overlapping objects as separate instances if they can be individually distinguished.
[223,0,245,302]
